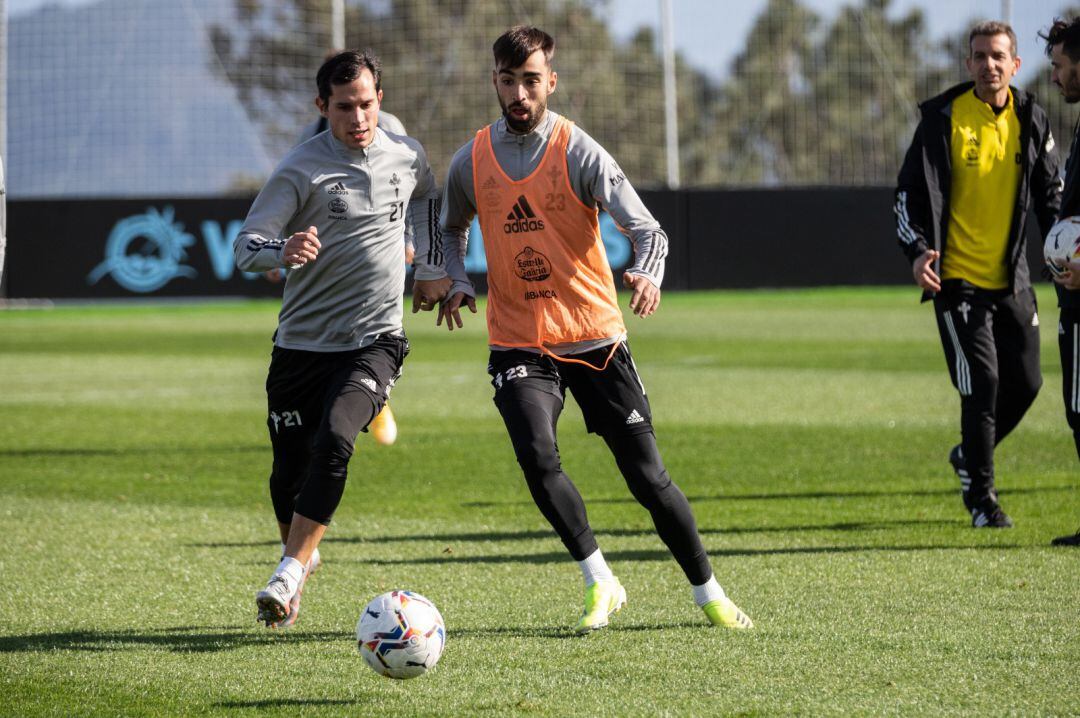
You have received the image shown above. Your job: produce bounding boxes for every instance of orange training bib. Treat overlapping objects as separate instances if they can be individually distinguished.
[472,117,625,350]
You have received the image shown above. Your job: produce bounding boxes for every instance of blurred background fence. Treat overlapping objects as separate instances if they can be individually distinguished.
[6,0,1077,200]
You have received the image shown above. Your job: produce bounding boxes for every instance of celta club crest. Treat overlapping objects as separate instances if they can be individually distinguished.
[86,206,196,293]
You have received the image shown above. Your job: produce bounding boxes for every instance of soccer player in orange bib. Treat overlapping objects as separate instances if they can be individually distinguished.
[411,26,752,632]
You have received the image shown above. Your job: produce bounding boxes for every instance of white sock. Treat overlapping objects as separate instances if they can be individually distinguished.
[578,548,615,586]
[274,556,306,585]
[280,543,320,570]
[692,574,726,607]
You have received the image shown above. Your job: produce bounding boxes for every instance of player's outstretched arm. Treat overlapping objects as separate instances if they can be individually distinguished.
[437,291,477,331]
[623,271,660,318]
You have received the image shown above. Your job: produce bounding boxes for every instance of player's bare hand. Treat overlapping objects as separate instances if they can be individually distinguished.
[623,272,660,317]
[1053,259,1080,291]
[283,226,320,267]
[412,277,452,313]
[437,291,477,331]
[913,249,941,292]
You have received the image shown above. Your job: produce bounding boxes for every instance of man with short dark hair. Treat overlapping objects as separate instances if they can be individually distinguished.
[235,49,449,627]
[292,109,409,447]
[416,26,753,632]
[1041,16,1080,546]
[894,21,1060,527]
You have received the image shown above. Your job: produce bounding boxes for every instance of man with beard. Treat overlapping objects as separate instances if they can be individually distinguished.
[894,21,1060,528]
[412,26,753,632]
[1041,17,1080,546]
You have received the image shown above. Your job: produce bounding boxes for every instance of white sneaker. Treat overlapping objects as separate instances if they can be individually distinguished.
[256,572,300,628]
[262,548,322,629]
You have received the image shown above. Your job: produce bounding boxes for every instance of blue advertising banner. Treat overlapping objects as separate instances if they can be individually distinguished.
[6,198,634,299]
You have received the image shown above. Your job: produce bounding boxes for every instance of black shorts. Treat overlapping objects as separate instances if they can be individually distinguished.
[265,334,409,441]
[487,342,653,436]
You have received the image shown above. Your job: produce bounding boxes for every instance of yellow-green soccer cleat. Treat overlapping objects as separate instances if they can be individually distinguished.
[575,578,627,634]
[702,596,753,629]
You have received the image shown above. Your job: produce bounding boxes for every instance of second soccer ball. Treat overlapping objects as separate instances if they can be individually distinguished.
[1044,216,1080,278]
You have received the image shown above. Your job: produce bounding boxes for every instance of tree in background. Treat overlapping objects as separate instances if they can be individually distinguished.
[810,0,949,185]
[1024,6,1080,170]
[706,0,819,186]
[209,0,679,185]
[209,0,1073,190]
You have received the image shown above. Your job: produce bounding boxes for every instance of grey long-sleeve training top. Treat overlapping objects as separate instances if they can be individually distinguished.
[235,128,440,351]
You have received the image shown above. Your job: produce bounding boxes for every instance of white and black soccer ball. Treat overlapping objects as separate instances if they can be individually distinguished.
[356,590,445,679]
[1044,216,1080,278]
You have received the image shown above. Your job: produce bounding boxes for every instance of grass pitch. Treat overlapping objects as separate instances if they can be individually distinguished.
[2,287,1078,716]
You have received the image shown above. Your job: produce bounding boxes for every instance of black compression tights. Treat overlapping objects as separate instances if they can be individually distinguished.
[602,432,712,585]
[502,396,712,584]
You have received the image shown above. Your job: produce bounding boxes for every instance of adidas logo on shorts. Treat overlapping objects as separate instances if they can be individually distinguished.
[625,409,645,425]
[360,377,377,392]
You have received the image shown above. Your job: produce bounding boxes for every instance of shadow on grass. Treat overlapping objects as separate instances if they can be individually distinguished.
[341,543,1023,566]
[449,625,576,639]
[321,519,959,545]
[461,484,1077,508]
[214,699,360,709]
[189,539,283,549]
[189,519,957,550]
[448,621,704,639]
[0,627,344,654]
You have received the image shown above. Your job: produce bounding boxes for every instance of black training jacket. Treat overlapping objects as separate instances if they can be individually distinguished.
[894,82,1061,301]
[1055,117,1080,308]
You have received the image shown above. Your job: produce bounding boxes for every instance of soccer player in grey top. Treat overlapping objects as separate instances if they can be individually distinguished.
[236,50,449,628]
[415,26,753,632]
[292,108,412,447]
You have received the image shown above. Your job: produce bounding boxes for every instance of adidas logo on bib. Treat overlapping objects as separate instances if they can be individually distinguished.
[625,409,645,425]
[504,195,545,234]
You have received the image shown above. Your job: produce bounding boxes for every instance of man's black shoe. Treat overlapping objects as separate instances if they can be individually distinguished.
[1051,529,1080,546]
[970,500,1013,528]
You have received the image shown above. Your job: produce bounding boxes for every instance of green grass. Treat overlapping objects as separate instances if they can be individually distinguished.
[2,286,1078,716]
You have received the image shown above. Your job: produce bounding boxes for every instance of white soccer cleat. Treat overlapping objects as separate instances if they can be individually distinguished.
[261,549,321,629]
[256,572,301,628]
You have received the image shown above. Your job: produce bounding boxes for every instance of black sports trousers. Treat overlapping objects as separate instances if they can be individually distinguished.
[264,334,408,525]
[1057,307,1080,460]
[933,283,1041,499]
[488,342,712,585]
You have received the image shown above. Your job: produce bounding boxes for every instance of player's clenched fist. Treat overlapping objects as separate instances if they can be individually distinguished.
[283,226,321,267]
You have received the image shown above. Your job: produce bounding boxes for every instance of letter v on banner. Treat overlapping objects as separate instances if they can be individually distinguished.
[201,220,254,280]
